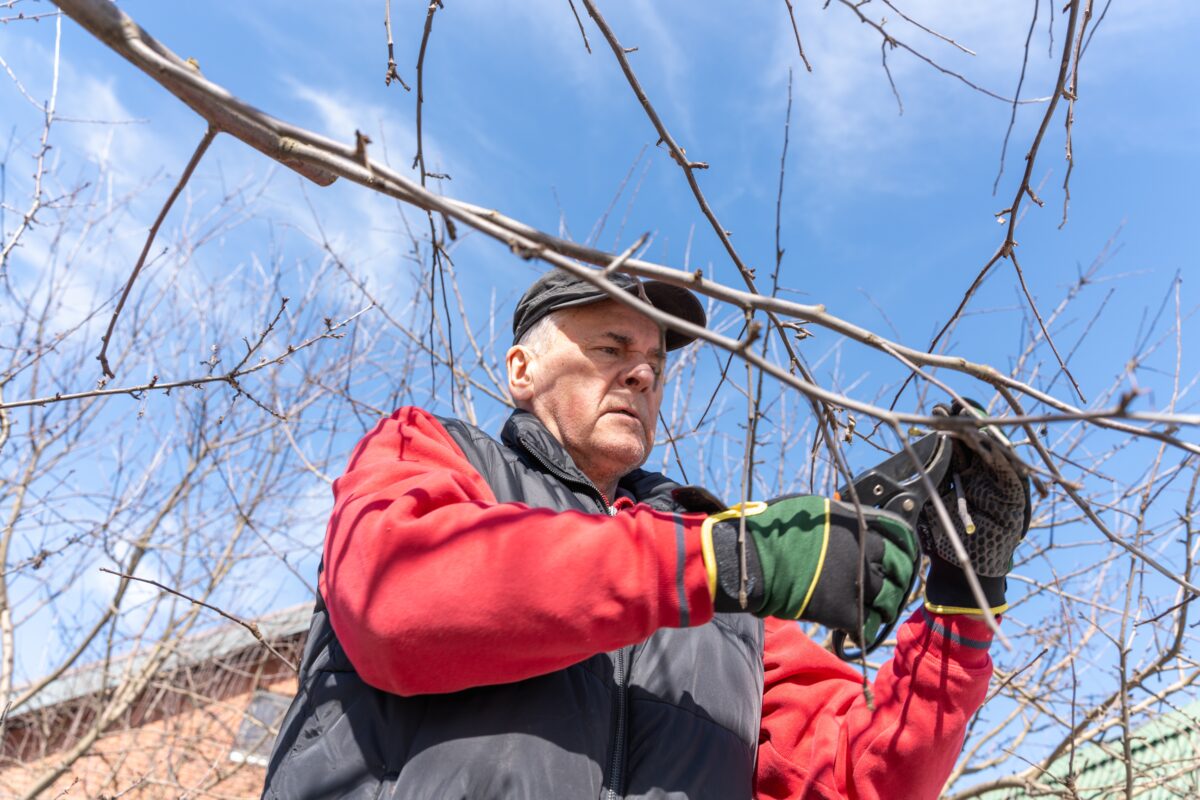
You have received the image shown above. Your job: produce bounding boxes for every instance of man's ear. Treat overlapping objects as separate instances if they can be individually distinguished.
[506,345,535,407]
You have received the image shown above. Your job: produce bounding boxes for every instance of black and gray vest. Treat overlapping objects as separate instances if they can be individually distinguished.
[262,410,764,800]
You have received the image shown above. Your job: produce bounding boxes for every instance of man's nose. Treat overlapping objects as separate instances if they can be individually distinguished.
[624,361,657,390]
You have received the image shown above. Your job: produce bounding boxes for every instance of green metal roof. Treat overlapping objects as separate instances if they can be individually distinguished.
[971,701,1200,799]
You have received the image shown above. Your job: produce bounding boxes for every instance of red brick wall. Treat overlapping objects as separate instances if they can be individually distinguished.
[1,639,301,799]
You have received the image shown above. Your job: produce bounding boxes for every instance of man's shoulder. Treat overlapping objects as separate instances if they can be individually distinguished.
[371,407,510,467]
[430,413,495,447]
[423,413,509,462]
[385,407,497,447]
[424,412,529,482]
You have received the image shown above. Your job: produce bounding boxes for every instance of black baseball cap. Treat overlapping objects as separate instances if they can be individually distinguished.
[512,269,707,351]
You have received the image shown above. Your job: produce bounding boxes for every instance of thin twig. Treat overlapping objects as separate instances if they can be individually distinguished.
[97,125,217,378]
[0,385,8,454]
[277,417,333,484]
[695,320,749,430]
[0,14,61,274]
[833,0,1045,104]
[774,71,793,292]
[587,143,647,248]
[657,410,689,485]
[383,0,412,89]
[881,39,904,115]
[411,1,439,176]
[580,0,850,503]
[601,232,648,276]
[993,0,1039,194]
[98,568,297,672]
[782,0,813,72]
[565,0,591,54]
[411,0,461,414]
[4,305,371,411]
[1080,0,1113,57]
[881,0,976,55]
[738,355,757,608]
[1010,249,1086,402]
[1059,0,1093,229]
[985,648,1048,704]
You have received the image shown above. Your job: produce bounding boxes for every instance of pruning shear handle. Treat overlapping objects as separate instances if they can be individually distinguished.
[832,431,953,661]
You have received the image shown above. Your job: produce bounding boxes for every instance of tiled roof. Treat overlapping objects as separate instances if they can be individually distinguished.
[9,603,312,717]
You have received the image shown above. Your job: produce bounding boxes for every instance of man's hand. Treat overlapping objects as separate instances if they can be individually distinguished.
[701,495,919,645]
[918,400,1032,615]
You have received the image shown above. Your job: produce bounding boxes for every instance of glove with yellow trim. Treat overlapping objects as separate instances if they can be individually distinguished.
[701,495,919,644]
[918,400,1032,616]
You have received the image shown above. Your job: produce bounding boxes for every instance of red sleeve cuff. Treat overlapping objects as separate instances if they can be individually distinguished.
[914,608,996,669]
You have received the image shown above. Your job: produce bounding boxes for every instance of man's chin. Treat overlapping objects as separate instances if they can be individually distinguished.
[594,437,651,473]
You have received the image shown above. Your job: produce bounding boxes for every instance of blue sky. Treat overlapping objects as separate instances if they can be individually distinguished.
[6,2,1197,363]
[9,0,1188,397]
[3,1,1200,784]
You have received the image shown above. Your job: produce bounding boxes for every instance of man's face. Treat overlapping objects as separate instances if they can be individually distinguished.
[510,300,666,492]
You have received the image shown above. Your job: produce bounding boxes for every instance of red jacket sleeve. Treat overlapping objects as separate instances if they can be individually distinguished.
[755,611,994,800]
[320,407,714,696]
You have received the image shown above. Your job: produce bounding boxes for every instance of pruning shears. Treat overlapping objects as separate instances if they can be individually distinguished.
[831,430,954,661]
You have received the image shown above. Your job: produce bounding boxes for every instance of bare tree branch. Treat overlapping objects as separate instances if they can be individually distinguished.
[97,568,297,672]
[96,125,217,379]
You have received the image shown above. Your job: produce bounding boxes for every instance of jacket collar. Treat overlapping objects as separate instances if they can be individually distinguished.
[500,410,680,509]
[501,410,594,489]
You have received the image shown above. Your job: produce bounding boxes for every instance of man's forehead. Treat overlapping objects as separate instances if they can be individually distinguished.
[562,301,664,342]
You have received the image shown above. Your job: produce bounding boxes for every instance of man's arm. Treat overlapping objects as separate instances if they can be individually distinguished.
[755,611,993,800]
[320,406,714,696]
[753,400,1029,800]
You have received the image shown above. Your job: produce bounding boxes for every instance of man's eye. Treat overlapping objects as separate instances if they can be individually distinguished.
[598,347,619,356]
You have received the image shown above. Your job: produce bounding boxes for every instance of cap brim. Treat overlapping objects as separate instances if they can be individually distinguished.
[512,269,706,350]
[640,281,706,350]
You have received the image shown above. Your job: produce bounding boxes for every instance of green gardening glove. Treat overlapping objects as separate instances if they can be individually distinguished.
[701,495,919,645]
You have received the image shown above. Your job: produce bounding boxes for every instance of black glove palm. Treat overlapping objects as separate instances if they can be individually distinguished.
[918,400,1032,614]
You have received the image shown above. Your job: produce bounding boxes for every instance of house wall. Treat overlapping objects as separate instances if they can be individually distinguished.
[0,641,301,800]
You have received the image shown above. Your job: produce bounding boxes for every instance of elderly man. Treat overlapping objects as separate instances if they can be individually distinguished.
[262,270,1028,800]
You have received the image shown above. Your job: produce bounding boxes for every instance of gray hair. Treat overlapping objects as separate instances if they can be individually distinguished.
[515,311,561,354]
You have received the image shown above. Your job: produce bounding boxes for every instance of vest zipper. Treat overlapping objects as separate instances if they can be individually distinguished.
[606,645,628,800]
[517,433,628,797]
[517,434,629,796]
